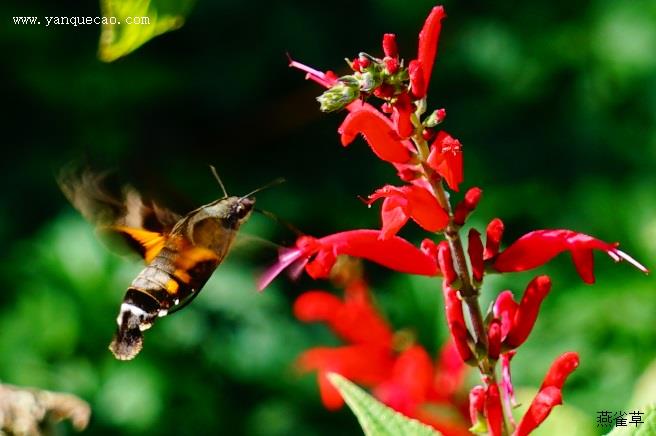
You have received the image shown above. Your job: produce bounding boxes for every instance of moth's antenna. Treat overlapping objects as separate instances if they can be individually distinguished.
[254,207,303,236]
[239,177,286,200]
[209,165,229,198]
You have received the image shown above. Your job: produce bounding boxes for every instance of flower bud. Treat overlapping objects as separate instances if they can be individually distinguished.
[443,281,474,362]
[484,218,504,260]
[408,60,427,99]
[487,319,501,360]
[437,241,457,286]
[384,57,399,74]
[468,229,484,282]
[317,82,360,112]
[382,33,398,58]
[424,108,447,127]
[453,187,482,225]
[422,128,435,141]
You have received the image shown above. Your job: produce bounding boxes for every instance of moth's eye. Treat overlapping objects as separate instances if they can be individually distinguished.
[237,205,249,218]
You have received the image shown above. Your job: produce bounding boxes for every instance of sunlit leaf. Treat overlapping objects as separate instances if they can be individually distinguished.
[327,372,440,436]
[98,0,194,62]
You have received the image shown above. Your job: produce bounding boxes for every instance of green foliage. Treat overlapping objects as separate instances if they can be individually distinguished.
[98,0,194,62]
[327,373,440,436]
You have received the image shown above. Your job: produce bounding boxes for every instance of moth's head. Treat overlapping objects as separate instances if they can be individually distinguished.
[223,196,255,229]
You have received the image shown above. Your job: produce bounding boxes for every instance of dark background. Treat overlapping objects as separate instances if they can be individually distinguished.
[2,0,656,434]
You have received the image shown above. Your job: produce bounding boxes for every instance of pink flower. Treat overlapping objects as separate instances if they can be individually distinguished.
[367,184,449,238]
[493,229,648,284]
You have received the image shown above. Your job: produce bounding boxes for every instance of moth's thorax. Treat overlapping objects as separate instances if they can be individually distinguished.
[174,196,254,251]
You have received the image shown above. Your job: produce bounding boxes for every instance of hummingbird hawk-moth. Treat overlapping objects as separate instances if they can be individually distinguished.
[59,170,256,360]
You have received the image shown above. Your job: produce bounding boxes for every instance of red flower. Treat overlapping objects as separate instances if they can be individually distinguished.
[484,382,504,436]
[373,345,434,416]
[515,352,579,436]
[408,60,427,99]
[417,6,446,95]
[257,230,439,290]
[391,92,415,138]
[442,281,474,362]
[298,346,394,410]
[339,108,415,163]
[504,276,551,348]
[367,184,449,238]
[493,229,648,284]
[294,288,393,347]
[493,290,518,340]
[427,131,464,191]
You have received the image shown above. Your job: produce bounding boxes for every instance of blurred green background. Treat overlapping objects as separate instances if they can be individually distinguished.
[3,0,656,434]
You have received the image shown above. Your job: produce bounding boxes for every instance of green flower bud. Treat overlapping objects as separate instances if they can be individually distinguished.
[317,82,360,112]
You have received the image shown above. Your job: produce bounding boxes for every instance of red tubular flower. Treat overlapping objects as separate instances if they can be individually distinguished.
[294,290,393,347]
[257,230,440,290]
[484,218,505,260]
[417,5,446,94]
[453,187,482,225]
[298,346,394,410]
[432,340,468,402]
[504,276,551,348]
[485,382,504,436]
[391,92,415,138]
[493,229,648,284]
[408,60,427,99]
[442,282,473,362]
[339,108,415,163]
[368,184,449,238]
[373,346,434,416]
[469,385,486,426]
[382,33,398,58]
[487,319,501,360]
[515,352,579,436]
[427,131,463,191]
[437,241,457,286]
[493,290,518,340]
[468,229,484,282]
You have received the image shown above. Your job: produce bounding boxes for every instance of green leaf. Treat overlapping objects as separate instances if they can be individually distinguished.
[327,373,441,436]
[605,405,656,436]
[98,0,194,62]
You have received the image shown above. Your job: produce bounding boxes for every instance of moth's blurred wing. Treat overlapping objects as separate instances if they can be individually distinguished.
[58,169,181,260]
